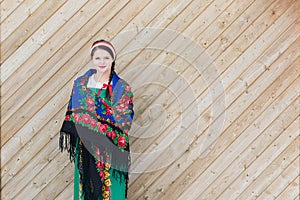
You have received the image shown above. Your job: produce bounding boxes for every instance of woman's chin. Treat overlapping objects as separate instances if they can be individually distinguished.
[96,67,107,72]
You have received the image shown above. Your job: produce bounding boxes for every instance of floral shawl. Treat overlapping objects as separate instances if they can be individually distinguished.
[59,69,134,199]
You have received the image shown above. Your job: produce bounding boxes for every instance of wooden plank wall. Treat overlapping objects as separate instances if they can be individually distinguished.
[1,0,299,199]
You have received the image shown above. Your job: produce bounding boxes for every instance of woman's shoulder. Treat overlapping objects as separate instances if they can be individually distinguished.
[74,69,96,83]
[112,73,133,101]
[113,72,131,89]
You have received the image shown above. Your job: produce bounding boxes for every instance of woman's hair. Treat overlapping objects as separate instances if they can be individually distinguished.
[91,39,116,59]
[91,40,116,99]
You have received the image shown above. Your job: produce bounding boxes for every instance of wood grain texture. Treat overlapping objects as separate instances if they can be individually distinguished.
[1,0,299,199]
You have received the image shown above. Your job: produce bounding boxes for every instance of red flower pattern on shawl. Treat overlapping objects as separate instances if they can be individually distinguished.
[98,124,108,132]
[86,96,94,106]
[74,113,81,122]
[118,136,126,147]
[106,130,116,139]
[82,114,91,124]
[116,95,130,112]
[106,106,114,115]
[90,119,97,127]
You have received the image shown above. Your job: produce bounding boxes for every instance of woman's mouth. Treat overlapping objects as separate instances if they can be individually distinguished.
[98,65,106,69]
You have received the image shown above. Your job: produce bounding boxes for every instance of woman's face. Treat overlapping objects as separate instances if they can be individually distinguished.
[92,48,114,74]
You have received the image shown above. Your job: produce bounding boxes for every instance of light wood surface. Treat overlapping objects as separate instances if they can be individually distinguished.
[1,0,299,199]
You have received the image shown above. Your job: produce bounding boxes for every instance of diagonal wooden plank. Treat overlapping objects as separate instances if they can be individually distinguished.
[13,144,70,200]
[257,153,299,200]
[146,41,299,198]
[0,0,88,84]
[0,0,67,62]
[125,0,237,162]
[212,111,299,199]
[128,1,298,197]
[32,161,74,200]
[178,74,299,199]
[0,0,45,41]
[1,133,64,199]
[0,0,25,23]
[202,83,299,199]
[53,181,73,200]
[125,0,266,158]
[126,0,290,150]
[276,174,300,200]
[1,107,65,186]
[238,138,299,199]
[175,28,297,198]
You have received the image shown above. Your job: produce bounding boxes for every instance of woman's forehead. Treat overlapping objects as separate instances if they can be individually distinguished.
[93,48,112,57]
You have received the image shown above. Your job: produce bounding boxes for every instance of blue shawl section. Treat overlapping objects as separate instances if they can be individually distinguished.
[61,69,134,152]
[68,69,134,128]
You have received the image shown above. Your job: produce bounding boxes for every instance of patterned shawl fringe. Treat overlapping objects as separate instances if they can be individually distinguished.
[59,120,78,162]
[59,132,75,161]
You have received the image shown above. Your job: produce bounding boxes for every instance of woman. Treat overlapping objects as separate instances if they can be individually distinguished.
[59,40,134,200]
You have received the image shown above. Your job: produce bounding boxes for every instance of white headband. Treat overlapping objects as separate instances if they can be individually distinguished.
[91,41,116,60]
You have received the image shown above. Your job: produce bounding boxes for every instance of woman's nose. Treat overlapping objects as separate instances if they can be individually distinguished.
[99,58,105,64]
